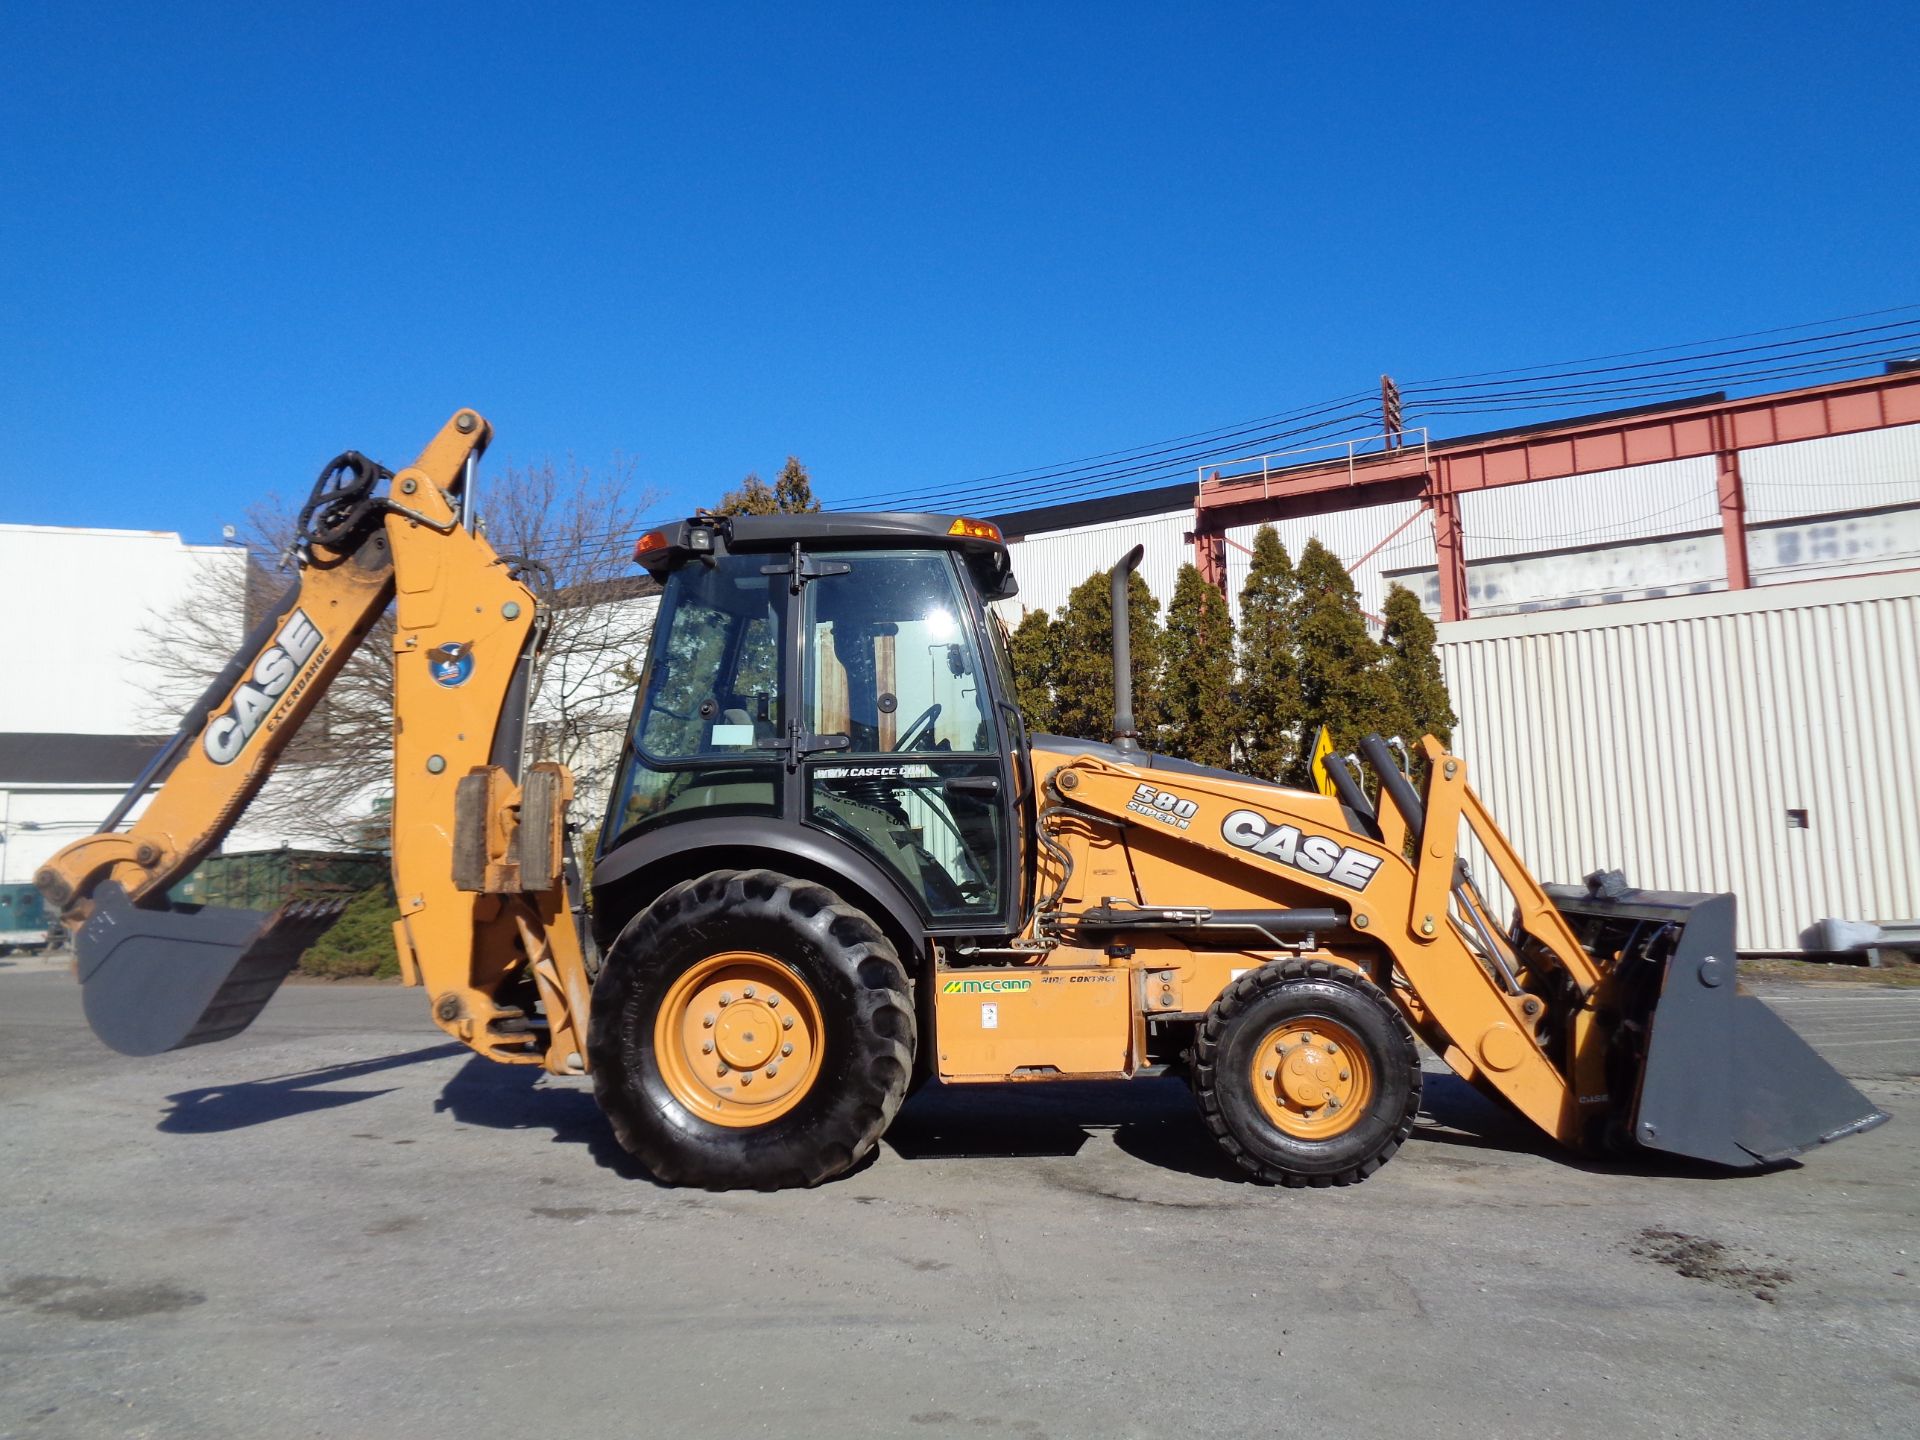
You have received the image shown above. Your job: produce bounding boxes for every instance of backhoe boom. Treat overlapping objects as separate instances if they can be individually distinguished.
[37,411,594,1073]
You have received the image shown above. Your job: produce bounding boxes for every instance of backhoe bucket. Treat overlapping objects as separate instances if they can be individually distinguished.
[1547,884,1889,1168]
[74,883,346,1056]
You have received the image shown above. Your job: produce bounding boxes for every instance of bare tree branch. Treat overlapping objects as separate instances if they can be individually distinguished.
[135,458,657,852]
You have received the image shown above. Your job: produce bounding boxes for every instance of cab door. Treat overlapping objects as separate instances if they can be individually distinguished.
[797,549,1014,932]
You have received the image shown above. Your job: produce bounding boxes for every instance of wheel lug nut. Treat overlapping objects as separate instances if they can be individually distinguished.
[780,1043,793,1057]
[702,1013,716,1028]
[718,992,734,1006]
[1326,1043,1339,1055]
[782,1014,794,1030]
[702,1040,714,1054]
[766,994,779,1006]
[744,985,756,998]
[1264,1068,1276,1080]
[740,1072,752,1085]
[765,1063,779,1078]
[716,1062,728,1075]
[1338,1069,1350,1081]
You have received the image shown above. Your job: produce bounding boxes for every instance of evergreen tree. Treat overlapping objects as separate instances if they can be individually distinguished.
[1237,525,1301,781]
[718,455,820,515]
[772,455,820,513]
[1290,538,1401,783]
[1050,567,1162,743]
[1006,608,1060,734]
[1158,563,1236,768]
[1382,583,1457,746]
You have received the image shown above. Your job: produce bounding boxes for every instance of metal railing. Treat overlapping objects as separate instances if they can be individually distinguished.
[1197,428,1430,496]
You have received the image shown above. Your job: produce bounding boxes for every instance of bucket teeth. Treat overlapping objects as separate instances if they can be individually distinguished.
[180,899,350,1048]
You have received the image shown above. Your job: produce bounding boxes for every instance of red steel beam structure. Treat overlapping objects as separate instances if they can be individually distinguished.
[1192,369,1920,621]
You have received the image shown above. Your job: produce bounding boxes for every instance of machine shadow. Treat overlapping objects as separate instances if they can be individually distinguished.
[161,1044,469,1133]
[887,1077,1250,1182]
[1411,1070,1551,1155]
[1411,1070,1798,1180]
[433,1054,662,1181]
[426,1058,1763,1187]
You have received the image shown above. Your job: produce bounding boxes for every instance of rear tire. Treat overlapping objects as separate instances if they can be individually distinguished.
[1194,958,1420,1187]
[588,868,915,1189]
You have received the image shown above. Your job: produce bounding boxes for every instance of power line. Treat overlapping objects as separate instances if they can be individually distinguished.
[1406,348,1920,417]
[1406,302,1920,385]
[827,406,1380,513]
[511,302,1920,565]
[925,389,1375,488]
[823,391,1374,510]
[1404,326,1920,405]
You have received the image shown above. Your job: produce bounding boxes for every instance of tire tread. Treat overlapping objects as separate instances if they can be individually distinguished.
[1193,958,1421,1188]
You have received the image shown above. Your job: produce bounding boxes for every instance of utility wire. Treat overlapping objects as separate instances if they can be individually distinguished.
[1406,349,1920,416]
[510,302,1920,561]
[828,406,1380,513]
[1405,328,1920,405]
[1407,302,1920,384]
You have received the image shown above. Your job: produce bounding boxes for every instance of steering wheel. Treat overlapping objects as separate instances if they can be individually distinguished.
[892,702,942,752]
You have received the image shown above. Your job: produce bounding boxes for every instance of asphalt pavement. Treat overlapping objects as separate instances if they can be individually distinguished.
[2,961,1916,1440]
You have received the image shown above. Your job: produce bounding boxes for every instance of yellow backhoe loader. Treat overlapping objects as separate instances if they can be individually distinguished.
[37,411,1887,1188]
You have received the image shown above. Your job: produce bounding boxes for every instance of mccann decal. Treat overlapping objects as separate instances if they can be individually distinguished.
[203,609,326,765]
[1221,809,1383,891]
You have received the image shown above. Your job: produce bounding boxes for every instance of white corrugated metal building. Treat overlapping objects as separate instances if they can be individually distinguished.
[987,416,1920,952]
[0,524,251,884]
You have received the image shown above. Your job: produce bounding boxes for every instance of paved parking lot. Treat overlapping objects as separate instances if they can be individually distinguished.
[2,963,1916,1439]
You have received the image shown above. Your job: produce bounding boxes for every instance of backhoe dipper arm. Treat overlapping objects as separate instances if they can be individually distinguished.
[37,411,594,1075]
[37,468,402,916]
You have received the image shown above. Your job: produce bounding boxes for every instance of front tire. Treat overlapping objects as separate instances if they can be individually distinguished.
[1194,958,1420,1187]
[588,868,916,1188]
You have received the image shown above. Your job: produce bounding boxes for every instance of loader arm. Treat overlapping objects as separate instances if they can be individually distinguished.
[1041,749,1601,1147]
[36,411,594,1075]
[1039,732,1885,1166]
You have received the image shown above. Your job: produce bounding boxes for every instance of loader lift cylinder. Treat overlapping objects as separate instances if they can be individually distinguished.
[1359,733,1424,834]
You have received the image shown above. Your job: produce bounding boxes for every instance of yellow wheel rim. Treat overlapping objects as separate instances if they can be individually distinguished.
[654,951,825,1129]
[1249,1018,1373,1139]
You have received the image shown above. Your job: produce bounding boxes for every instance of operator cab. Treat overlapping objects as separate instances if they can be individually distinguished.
[604,513,1029,933]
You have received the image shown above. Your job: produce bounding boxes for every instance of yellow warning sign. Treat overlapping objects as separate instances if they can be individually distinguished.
[1309,725,1338,797]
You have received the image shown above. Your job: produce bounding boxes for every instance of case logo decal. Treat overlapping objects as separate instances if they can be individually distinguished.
[203,609,325,765]
[1221,809,1383,891]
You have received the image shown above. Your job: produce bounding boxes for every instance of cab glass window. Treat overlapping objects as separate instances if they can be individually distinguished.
[803,551,1004,920]
[610,553,783,833]
[804,552,995,756]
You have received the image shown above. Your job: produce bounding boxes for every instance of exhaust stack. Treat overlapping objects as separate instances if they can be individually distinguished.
[1109,544,1145,753]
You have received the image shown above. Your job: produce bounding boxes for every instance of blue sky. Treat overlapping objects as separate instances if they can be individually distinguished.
[2,3,1913,542]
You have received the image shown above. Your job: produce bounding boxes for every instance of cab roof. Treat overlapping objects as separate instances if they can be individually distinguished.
[634,511,1018,598]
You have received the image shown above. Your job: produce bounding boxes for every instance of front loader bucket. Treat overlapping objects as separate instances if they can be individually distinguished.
[74,883,347,1056]
[1546,883,1888,1168]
